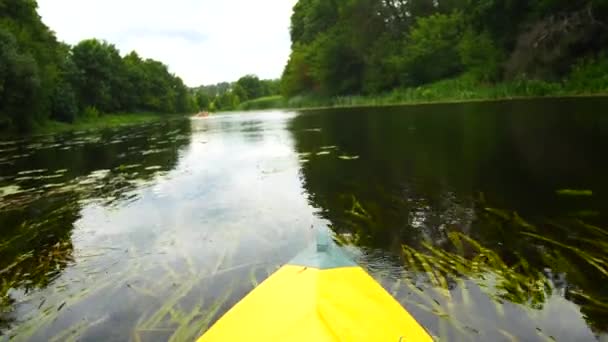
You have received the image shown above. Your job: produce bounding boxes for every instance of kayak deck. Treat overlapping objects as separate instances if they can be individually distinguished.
[198,233,433,342]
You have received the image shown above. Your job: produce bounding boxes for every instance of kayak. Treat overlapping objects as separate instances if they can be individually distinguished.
[197,231,433,342]
[194,111,210,118]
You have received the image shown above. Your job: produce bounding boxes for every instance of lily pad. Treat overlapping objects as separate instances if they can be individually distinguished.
[43,183,65,189]
[17,169,48,176]
[556,189,593,196]
[142,149,168,156]
[116,164,142,172]
[15,176,35,181]
[0,185,21,197]
[89,170,111,179]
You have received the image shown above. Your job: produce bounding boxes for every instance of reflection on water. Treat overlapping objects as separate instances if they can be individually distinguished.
[0,99,608,341]
[289,98,608,341]
[0,113,328,341]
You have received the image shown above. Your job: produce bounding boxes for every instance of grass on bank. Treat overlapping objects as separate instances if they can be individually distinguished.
[283,73,608,110]
[33,112,188,135]
[226,76,608,113]
[229,56,608,112]
[237,96,287,111]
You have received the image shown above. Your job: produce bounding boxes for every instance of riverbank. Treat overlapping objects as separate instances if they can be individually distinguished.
[30,112,189,136]
[232,74,608,112]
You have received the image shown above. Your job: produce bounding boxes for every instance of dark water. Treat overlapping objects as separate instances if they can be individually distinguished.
[1,98,608,341]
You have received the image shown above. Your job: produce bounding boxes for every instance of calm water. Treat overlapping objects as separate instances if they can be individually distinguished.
[1,98,608,341]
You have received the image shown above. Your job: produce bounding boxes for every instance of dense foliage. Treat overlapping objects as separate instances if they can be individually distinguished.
[282,0,608,97]
[192,76,281,111]
[0,0,194,133]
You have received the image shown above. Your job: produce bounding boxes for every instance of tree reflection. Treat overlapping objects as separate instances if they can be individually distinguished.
[0,119,191,334]
[288,99,608,336]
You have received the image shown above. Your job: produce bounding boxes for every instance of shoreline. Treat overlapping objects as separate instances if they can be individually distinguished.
[5,92,607,137]
[216,93,608,114]
[293,93,608,111]
[29,113,191,136]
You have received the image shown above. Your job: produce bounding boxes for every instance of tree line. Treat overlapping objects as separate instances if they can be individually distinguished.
[193,75,281,112]
[281,0,608,97]
[0,0,194,133]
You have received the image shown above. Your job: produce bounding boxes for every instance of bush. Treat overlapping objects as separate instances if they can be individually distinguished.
[238,96,286,110]
[507,76,563,97]
[566,53,608,93]
[458,29,505,82]
[82,106,100,120]
[50,83,78,123]
[401,12,465,85]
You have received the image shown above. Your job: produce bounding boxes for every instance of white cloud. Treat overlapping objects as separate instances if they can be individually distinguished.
[37,0,297,86]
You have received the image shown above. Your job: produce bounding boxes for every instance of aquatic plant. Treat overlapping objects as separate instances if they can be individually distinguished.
[338,194,608,338]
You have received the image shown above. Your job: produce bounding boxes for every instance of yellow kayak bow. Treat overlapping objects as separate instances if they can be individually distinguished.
[198,231,433,342]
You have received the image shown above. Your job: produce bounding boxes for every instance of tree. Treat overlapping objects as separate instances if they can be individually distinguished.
[260,79,281,96]
[71,39,125,112]
[290,0,339,45]
[458,29,504,82]
[400,12,465,85]
[282,45,316,96]
[195,91,211,111]
[236,75,264,100]
[0,28,41,131]
[0,0,69,130]
[213,91,240,111]
[283,0,608,97]
[232,84,248,103]
[0,0,195,133]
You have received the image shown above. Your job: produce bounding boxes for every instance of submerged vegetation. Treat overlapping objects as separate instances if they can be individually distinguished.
[1,0,608,340]
[33,112,187,135]
[337,194,608,338]
[1,100,608,339]
[289,104,608,338]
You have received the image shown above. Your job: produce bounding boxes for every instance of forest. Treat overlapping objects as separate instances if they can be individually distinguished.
[281,0,608,99]
[0,0,283,132]
[3,0,608,133]
[0,0,199,133]
[193,76,281,112]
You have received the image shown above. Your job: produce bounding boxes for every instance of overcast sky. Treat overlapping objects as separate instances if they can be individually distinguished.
[37,0,297,86]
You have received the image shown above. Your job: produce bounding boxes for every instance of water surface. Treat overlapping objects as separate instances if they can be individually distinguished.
[1,98,608,341]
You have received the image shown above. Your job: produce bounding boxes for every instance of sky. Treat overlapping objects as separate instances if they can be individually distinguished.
[37,0,297,87]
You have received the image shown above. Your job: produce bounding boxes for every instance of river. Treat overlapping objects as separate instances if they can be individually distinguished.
[1,98,607,341]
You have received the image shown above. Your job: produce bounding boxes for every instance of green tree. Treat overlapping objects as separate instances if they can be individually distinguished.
[195,91,211,111]
[282,45,316,96]
[0,28,41,131]
[0,0,195,133]
[290,0,339,45]
[232,84,248,103]
[260,79,281,96]
[213,91,240,111]
[401,12,465,85]
[282,0,608,97]
[458,29,504,82]
[71,39,125,112]
[0,0,70,130]
[236,75,264,100]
